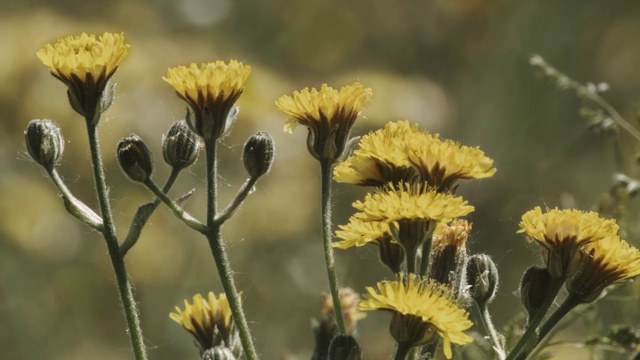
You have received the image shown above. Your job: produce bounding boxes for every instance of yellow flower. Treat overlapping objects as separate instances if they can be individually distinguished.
[276,83,372,163]
[518,207,621,278]
[169,292,238,353]
[359,273,473,358]
[36,32,130,123]
[164,61,251,141]
[568,236,640,303]
[334,120,421,186]
[334,120,496,191]
[432,219,472,250]
[353,183,474,224]
[334,217,391,249]
[406,132,496,191]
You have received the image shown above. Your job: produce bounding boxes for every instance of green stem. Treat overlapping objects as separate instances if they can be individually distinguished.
[121,168,181,256]
[48,169,103,231]
[204,140,258,360]
[320,159,347,334]
[533,294,580,349]
[404,245,418,275]
[418,232,434,277]
[472,302,505,360]
[215,177,258,225]
[143,178,207,234]
[505,277,565,360]
[86,124,147,360]
[393,342,412,360]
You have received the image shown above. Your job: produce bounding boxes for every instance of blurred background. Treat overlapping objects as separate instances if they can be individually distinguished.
[2,0,640,359]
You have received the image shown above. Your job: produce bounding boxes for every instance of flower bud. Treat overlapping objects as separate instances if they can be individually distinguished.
[242,131,274,178]
[201,347,236,360]
[163,120,201,170]
[25,119,64,171]
[466,254,499,307]
[117,135,153,182]
[328,335,362,360]
[520,266,552,319]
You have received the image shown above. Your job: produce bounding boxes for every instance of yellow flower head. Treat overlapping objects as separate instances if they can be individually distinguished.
[353,183,474,224]
[334,120,496,191]
[164,61,251,141]
[519,207,621,278]
[568,236,640,303]
[276,83,372,163]
[169,292,237,353]
[334,217,391,249]
[334,120,421,186]
[433,219,472,250]
[36,32,130,123]
[406,132,496,191]
[359,273,473,358]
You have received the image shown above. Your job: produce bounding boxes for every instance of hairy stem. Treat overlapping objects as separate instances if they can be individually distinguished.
[121,168,181,256]
[472,301,505,360]
[320,159,347,334]
[86,123,147,360]
[204,140,258,360]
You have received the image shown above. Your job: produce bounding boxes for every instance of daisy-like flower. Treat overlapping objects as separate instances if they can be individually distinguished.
[359,273,473,358]
[406,132,496,191]
[518,206,621,278]
[336,183,473,273]
[275,83,372,163]
[568,236,640,303]
[334,120,421,186]
[164,61,251,142]
[334,120,496,191]
[169,292,240,356]
[36,32,130,124]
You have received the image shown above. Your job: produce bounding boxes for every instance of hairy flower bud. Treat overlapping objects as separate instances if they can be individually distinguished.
[466,254,499,307]
[520,266,552,319]
[328,335,362,360]
[25,119,64,171]
[202,347,236,360]
[242,131,274,178]
[163,120,201,170]
[117,135,153,182]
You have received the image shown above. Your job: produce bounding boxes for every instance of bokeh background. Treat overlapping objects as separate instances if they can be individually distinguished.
[2,0,640,359]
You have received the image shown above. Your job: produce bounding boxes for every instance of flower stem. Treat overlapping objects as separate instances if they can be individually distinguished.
[204,140,258,360]
[393,342,412,360]
[418,232,433,277]
[121,168,181,256]
[505,277,565,360]
[320,159,347,334]
[472,301,505,360]
[529,294,580,354]
[86,123,147,360]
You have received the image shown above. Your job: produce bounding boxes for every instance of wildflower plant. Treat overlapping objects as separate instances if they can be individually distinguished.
[24,32,640,360]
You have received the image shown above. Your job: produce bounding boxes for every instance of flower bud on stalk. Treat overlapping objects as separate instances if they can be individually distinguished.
[162,120,201,170]
[201,347,236,360]
[25,119,64,171]
[242,131,274,178]
[519,266,552,319]
[117,135,153,182]
[466,254,499,307]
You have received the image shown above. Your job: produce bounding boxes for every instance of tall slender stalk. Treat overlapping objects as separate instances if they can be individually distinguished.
[204,140,259,360]
[85,123,147,360]
[472,302,505,360]
[320,159,347,334]
[505,277,565,360]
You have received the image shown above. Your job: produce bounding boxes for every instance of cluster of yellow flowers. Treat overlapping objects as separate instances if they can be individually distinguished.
[35,31,640,360]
